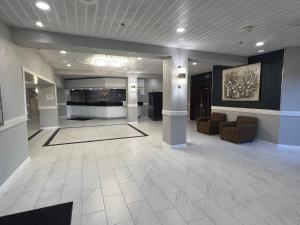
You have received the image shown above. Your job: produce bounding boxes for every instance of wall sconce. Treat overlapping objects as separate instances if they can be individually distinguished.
[35,87,39,94]
[177,66,187,88]
[131,83,136,95]
[33,76,38,85]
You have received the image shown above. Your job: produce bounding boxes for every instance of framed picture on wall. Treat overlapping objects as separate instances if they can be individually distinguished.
[0,85,4,126]
[222,62,261,101]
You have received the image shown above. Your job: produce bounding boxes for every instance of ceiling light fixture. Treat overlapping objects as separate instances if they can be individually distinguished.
[67,64,71,67]
[35,2,50,10]
[176,27,185,33]
[60,50,67,54]
[256,41,264,47]
[89,54,129,68]
[192,62,197,65]
[137,57,142,60]
[258,50,265,53]
[36,21,44,27]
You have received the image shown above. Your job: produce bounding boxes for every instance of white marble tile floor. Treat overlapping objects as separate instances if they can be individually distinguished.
[1,118,300,225]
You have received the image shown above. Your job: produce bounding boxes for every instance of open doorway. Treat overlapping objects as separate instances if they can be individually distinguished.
[188,61,213,120]
[24,72,40,138]
[24,70,57,139]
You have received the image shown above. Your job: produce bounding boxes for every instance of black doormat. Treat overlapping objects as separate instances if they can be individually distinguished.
[68,117,92,121]
[0,202,73,225]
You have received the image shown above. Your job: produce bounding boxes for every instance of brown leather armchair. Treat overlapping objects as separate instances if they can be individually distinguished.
[197,112,227,135]
[220,116,258,143]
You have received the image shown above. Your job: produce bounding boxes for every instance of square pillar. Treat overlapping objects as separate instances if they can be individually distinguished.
[127,75,138,124]
[162,51,188,146]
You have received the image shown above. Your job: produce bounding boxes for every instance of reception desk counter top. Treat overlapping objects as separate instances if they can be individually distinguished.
[67,101,123,106]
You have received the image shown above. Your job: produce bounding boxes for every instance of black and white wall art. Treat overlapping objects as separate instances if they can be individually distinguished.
[222,63,261,101]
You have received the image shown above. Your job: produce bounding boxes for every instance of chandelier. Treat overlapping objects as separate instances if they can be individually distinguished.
[88,54,130,68]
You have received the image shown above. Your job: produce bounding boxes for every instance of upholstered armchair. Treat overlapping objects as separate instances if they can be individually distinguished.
[220,116,258,143]
[197,112,227,135]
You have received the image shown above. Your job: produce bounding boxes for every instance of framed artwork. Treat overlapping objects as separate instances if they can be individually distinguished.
[0,85,3,126]
[222,62,261,101]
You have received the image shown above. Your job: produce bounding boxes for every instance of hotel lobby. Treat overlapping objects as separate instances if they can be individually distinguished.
[0,1,300,225]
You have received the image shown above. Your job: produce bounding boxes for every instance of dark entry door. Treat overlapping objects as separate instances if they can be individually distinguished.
[190,73,212,120]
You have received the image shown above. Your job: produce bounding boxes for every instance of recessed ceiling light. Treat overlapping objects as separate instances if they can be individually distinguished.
[192,62,197,65]
[35,2,50,10]
[67,64,71,67]
[137,57,142,60]
[36,21,44,27]
[60,50,67,54]
[258,50,265,53]
[256,41,264,47]
[176,27,185,33]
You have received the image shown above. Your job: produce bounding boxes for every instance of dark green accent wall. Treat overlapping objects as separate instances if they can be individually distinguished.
[212,49,284,110]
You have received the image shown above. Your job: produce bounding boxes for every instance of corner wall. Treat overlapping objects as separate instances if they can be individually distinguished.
[0,20,57,186]
[278,47,300,146]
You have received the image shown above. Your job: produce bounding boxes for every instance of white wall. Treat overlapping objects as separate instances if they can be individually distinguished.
[137,78,163,117]
[0,20,58,185]
[279,47,300,146]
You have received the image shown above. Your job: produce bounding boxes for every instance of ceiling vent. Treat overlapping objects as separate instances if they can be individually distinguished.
[242,25,254,32]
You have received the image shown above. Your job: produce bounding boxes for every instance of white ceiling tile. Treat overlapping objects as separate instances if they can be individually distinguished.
[1,0,300,56]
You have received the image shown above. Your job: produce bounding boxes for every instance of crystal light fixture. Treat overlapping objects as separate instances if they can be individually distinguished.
[89,54,130,68]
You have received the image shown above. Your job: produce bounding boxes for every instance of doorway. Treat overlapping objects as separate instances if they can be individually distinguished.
[190,72,212,120]
[23,70,56,139]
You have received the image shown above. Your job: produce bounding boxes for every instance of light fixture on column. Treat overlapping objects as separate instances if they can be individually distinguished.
[35,87,39,94]
[33,76,38,85]
[131,82,136,96]
[177,66,187,89]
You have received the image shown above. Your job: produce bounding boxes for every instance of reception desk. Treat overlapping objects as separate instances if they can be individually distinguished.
[67,101,126,119]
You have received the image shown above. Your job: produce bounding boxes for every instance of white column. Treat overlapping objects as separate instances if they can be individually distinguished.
[162,50,188,146]
[127,75,138,124]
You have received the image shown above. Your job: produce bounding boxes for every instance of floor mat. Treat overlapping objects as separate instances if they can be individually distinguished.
[0,202,73,225]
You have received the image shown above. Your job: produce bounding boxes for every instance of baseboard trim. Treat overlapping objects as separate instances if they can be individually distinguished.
[255,139,278,146]
[278,144,300,150]
[0,157,31,193]
[170,143,187,148]
[40,126,59,129]
[256,139,300,150]
[128,122,138,125]
[162,110,188,116]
